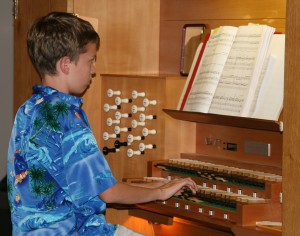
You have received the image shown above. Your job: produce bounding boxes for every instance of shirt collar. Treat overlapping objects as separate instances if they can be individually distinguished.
[33,85,83,107]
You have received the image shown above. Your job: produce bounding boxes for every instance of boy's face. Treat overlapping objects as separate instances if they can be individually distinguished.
[67,43,97,95]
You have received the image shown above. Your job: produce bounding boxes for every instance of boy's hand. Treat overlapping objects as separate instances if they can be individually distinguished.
[158,177,198,200]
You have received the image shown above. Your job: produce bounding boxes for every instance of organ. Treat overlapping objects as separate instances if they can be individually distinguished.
[124,109,283,236]
[140,157,281,225]
[100,73,283,235]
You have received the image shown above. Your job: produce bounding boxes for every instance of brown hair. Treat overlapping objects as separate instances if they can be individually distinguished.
[27,12,100,78]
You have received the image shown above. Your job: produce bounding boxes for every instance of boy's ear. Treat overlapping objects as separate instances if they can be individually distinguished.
[59,56,71,74]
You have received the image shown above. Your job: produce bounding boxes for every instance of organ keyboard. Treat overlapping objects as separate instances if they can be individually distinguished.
[129,156,282,234]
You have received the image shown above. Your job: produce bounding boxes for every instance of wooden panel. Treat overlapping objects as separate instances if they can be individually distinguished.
[160,0,286,20]
[194,124,282,169]
[100,75,166,180]
[283,0,300,235]
[159,19,286,74]
[98,75,196,180]
[232,225,282,236]
[73,0,160,75]
[13,0,68,114]
[163,109,282,132]
[104,208,155,236]
[138,203,234,235]
[159,0,286,74]
[152,218,234,236]
[164,77,196,158]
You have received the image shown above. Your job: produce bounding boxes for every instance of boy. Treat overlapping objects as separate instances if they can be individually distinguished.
[7,12,197,235]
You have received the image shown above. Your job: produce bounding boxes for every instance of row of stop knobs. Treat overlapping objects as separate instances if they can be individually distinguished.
[103,140,157,157]
[103,89,157,157]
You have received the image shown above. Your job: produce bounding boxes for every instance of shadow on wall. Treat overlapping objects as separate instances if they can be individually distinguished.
[0,176,12,235]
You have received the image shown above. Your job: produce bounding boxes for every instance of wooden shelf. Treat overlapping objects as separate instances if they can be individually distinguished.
[231,224,282,236]
[163,109,283,132]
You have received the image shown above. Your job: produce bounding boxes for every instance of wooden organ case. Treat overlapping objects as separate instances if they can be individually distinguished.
[131,110,283,236]
[90,1,285,233]
[100,74,283,236]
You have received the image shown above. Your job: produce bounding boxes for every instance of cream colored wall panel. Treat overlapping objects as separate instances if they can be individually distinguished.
[74,0,160,74]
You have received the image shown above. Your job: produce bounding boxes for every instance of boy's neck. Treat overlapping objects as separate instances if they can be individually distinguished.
[42,74,69,94]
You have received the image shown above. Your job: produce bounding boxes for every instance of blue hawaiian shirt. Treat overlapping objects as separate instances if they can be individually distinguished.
[7,85,117,235]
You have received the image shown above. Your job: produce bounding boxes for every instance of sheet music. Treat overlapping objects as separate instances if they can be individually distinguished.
[248,55,273,117]
[252,34,285,120]
[209,25,274,116]
[241,25,275,116]
[183,26,238,113]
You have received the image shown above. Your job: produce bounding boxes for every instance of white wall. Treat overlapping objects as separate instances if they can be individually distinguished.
[0,0,14,180]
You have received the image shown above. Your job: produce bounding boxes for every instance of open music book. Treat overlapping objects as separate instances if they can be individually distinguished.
[178,25,285,121]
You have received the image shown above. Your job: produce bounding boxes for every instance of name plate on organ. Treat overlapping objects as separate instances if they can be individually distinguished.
[244,141,271,157]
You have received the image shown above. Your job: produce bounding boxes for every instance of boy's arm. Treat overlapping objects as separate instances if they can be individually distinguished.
[99,178,197,204]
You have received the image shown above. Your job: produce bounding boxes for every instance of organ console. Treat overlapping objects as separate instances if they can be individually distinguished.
[101,76,282,235]
[142,158,281,225]
[124,110,283,236]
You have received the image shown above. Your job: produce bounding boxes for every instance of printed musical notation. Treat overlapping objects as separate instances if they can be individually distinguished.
[184,26,238,113]
[178,24,284,121]
[209,26,271,116]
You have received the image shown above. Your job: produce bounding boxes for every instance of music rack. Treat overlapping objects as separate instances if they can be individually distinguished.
[163,109,283,132]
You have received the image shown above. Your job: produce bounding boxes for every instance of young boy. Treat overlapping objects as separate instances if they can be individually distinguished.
[7,12,197,235]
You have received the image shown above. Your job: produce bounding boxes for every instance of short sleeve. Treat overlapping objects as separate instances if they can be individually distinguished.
[62,126,117,207]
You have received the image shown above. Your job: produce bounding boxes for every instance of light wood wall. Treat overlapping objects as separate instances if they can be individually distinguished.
[159,0,286,74]
[13,0,68,114]
[72,0,160,74]
[283,0,300,235]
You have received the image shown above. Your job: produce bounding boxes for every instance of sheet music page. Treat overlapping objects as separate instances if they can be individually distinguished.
[252,34,285,120]
[241,25,275,116]
[183,26,238,113]
[208,25,274,116]
[248,55,273,117]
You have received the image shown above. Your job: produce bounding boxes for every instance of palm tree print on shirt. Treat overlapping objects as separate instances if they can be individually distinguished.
[30,101,69,147]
